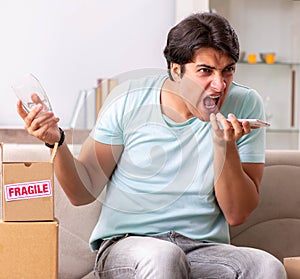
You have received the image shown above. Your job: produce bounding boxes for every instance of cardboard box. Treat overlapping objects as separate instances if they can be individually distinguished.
[284,257,300,279]
[2,161,54,221]
[0,220,58,279]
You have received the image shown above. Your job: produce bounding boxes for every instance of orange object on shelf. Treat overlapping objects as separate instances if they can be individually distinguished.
[247,53,257,64]
[265,53,275,64]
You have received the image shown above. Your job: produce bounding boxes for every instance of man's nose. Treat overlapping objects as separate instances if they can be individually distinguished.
[211,74,226,91]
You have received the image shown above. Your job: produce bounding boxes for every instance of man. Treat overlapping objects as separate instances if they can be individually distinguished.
[18,12,286,279]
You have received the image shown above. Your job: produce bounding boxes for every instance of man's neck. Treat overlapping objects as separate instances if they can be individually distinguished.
[160,78,194,123]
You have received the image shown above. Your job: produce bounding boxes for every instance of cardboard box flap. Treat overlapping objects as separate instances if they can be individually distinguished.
[0,142,58,164]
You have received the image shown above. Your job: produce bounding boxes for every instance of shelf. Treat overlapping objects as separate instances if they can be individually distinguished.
[267,129,299,133]
[238,61,300,66]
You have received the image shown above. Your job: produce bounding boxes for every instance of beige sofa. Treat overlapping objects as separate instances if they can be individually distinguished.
[2,145,300,278]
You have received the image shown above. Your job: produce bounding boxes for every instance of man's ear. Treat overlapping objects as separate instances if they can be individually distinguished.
[170,62,181,82]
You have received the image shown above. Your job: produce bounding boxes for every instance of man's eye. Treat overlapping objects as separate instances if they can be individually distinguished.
[224,66,235,73]
[198,68,212,73]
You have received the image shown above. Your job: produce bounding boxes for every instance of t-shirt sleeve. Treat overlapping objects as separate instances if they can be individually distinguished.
[90,85,126,145]
[236,89,266,163]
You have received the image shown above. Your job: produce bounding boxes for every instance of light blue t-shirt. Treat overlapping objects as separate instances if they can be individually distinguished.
[89,74,266,251]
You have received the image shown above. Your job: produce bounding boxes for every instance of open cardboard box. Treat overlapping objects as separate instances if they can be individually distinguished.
[1,143,56,221]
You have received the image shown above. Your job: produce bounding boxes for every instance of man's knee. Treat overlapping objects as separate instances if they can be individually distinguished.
[241,247,287,279]
[118,236,190,278]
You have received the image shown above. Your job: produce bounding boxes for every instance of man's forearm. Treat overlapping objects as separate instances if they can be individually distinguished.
[213,140,260,226]
[52,142,97,206]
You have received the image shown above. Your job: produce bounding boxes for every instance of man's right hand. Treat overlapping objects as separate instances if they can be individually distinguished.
[17,98,61,145]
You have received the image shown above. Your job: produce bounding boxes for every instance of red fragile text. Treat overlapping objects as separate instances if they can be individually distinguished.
[5,180,52,201]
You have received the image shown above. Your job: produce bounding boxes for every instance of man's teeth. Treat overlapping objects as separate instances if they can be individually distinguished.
[204,95,220,109]
[210,95,220,99]
[206,104,216,109]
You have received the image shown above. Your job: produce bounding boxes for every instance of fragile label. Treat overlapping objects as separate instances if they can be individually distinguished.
[4,180,52,201]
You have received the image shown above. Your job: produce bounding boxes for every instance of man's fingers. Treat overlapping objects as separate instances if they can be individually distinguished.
[210,113,219,130]
[16,100,29,119]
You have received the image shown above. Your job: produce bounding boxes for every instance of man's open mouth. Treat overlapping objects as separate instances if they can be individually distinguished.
[203,95,221,109]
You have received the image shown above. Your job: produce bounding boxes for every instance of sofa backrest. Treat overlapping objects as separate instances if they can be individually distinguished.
[230,150,300,262]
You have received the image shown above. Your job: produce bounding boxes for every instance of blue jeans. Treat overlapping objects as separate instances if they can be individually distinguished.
[94,231,286,279]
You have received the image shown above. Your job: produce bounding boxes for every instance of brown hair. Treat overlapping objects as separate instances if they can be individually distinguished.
[163,12,240,80]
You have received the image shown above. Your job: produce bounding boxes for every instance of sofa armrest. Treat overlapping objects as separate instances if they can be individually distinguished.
[230,150,300,262]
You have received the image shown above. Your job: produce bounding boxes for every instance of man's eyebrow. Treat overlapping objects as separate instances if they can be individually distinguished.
[195,62,236,70]
[195,64,215,69]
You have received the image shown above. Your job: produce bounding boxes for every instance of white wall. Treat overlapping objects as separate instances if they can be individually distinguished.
[0,0,175,128]
[175,0,209,22]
